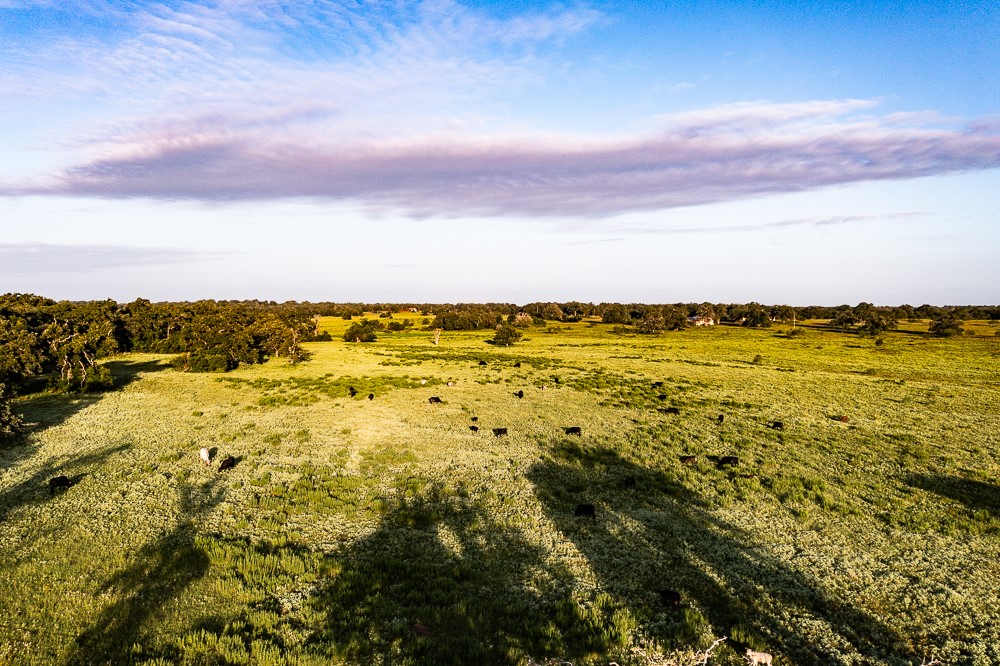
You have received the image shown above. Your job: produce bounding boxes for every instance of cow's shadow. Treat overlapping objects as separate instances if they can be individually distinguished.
[525,444,919,665]
[64,478,225,665]
[308,482,630,665]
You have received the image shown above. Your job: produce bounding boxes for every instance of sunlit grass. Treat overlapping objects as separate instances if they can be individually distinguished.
[1,318,998,665]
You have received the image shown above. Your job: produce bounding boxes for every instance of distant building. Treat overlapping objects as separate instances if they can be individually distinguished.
[687,316,715,326]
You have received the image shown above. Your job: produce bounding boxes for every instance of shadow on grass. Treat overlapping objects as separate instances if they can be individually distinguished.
[65,478,225,665]
[0,443,131,524]
[525,444,919,666]
[0,358,169,523]
[308,483,630,666]
[904,473,1000,517]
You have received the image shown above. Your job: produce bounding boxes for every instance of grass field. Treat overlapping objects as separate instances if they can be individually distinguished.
[1,316,999,665]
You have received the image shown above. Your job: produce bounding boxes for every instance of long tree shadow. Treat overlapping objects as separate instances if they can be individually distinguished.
[526,443,920,665]
[904,473,1000,517]
[0,359,169,526]
[0,443,131,524]
[308,482,633,665]
[64,477,226,665]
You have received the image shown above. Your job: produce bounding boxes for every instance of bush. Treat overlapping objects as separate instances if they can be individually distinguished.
[929,312,964,337]
[489,323,522,346]
[0,384,21,439]
[343,320,378,343]
[173,352,233,372]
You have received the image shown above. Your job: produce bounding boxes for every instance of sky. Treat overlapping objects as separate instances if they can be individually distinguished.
[0,0,998,305]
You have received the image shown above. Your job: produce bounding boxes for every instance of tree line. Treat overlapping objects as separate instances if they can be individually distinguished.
[2,294,992,438]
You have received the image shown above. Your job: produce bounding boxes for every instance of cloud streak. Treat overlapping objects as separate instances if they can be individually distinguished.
[0,243,224,274]
[21,103,1000,217]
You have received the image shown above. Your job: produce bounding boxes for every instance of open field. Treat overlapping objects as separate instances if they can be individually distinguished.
[1,317,999,665]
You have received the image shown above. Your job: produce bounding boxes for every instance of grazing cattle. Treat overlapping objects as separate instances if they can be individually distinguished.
[622,475,637,489]
[492,427,508,437]
[409,622,429,637]
[770,420,784,430]
[553,377,560,384]
[679,455,697,465]
[420,379,427,385]
[514,361,521,368]
[665,407,680,415]
[718,414,725,423]
[718,456,739,467]
[348,386,357,397]
[447,381,455,387]
[563,426,582,436]
[514,390,524,399]
[199,447,211,465]
[219,456,237,472]
[428,396,443,404]
[48,475,72,495]
[574,503,596,518]
[469,425,479,432]
[657,589,682,607]
[368,393,375,400]
[746,650,773,666]
[651,381,664,389]
[839,415,849,423]
[478,360,487,366]
[657,393,668,401]
[470,416,478,422]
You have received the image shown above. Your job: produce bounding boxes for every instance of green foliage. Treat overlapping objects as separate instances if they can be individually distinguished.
[342,319,379,342]
[489,323,523,346]
[0,383,21,438]
[929,311,965,337]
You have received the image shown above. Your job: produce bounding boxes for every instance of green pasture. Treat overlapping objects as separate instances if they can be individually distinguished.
[1,317,998,665]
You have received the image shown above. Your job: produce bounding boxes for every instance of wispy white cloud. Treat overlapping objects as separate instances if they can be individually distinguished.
[0,242,225,274]
[2,3,998,218]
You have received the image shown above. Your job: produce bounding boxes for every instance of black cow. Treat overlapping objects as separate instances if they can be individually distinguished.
[492,427,508,437]
[48,475,72,495]
[470,416,478,422]
[657,589,682,608]
[651,381,664,389]
[469,425,479,432]
[428,396,443,404]
[622,475,637,489]
[514,390,524,399]
[574,503,596,518]
[665,406,680,415]
[348,386,358,397]
[719,456,739,467]
[718,414,725,423]
[679,455,697,465]
[219,456,237,472]
[563,426,582,436]
[770,420,784,430]
[657,393,667,401]
[368,393,375,400]
[478,360,487,366]
[513,361,521,368]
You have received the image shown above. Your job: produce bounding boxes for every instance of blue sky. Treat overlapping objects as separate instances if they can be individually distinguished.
[1,0,997,304]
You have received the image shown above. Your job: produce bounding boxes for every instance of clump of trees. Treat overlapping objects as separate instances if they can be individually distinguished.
[489,323,523,346]
[343,319,381,343]
[928,311,964,337]
[0,294,327,437]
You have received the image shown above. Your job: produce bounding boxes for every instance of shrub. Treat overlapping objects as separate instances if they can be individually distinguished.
[489,323,522,346]
[173,352,233,372]
[343,320,379,343]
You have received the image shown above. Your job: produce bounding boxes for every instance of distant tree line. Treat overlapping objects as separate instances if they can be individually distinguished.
[3,294,993,437]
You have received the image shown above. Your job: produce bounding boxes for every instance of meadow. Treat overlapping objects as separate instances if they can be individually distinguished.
[1,316,998,666]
